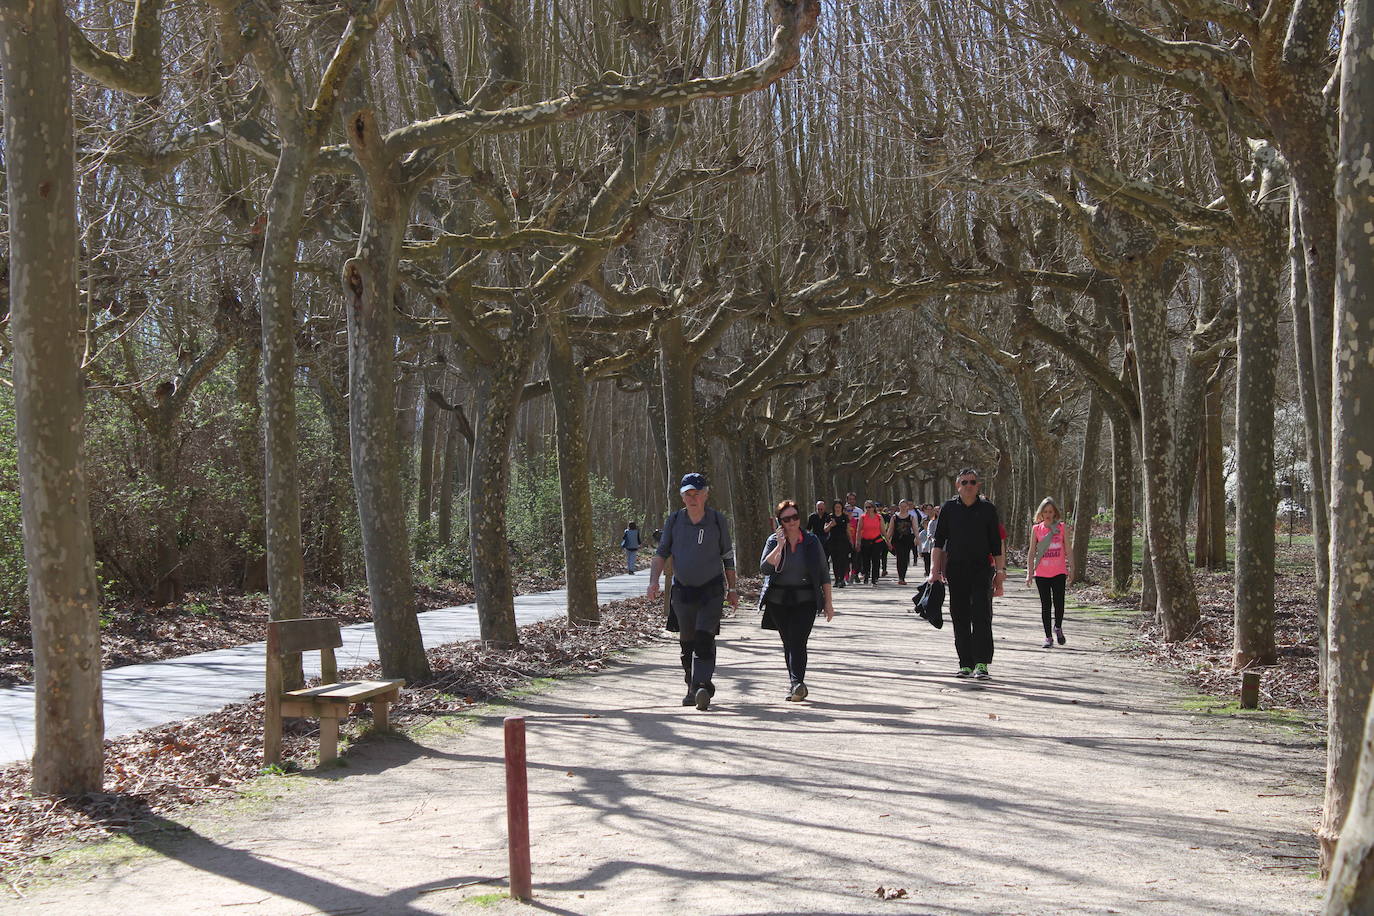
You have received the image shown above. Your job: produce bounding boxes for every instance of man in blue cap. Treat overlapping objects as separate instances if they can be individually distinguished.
[647,472,739,710]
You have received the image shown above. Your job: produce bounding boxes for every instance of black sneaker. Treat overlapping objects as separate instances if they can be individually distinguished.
[694,687,711,710]
[974,663,991,680]
[955,667,973,678]
[682,691,695,706]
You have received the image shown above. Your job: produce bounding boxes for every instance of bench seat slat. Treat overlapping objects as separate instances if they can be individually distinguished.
[283,679,404,702]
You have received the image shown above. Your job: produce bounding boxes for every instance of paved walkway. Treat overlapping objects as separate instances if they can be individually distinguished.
[6,578,1324,914]
[0,572,649,766]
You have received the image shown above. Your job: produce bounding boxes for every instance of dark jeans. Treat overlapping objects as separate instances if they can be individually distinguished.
[947,563,994,668]
[679,631,716,689]
[769,602,817,686]
[860,538,884,582]
[920,552,931,576]
[891,537,916,581]
[1035,574,1067,635]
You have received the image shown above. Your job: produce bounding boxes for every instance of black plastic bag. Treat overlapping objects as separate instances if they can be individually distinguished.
[911,580,945,629]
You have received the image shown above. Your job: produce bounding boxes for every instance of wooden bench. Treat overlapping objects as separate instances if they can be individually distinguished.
[264,617,404,765]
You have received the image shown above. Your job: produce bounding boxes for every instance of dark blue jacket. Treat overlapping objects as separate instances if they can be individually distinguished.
[758,530,830,610]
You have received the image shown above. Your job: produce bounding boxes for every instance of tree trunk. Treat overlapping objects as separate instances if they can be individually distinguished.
[437,404,461,546]
[1232,249,1282,669]
[1195,435,1214,569]
[1320,5,1374,874]
[1109,411,1135,594]
[1289,194,1333,691]
[1071,393,1102,583]
[149,414,186,605]
[469,333,536,646]
[1123,272,1199,638]
[417,386,437,533]
[340,193,431,682]
[728,434,772,569]
[1204,378,1228,569]
[1,0,105,795]
[657,319,701,501]
[233,335,268,592]
[546,320,599,625]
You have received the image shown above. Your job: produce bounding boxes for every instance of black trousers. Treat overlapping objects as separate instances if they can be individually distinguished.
[920,552,932,576]
[1035,574,1067,635]
[947,562,994,668]
[769,602,817,686]
[860,538,884,582]
[829,543,850,583]
[891,536,916,581]
[679,631,716,689]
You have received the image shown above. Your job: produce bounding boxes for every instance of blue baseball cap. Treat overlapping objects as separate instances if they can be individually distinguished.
[679,472,709,493]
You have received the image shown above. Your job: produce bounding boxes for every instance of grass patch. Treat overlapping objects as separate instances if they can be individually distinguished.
[1178,695,1313,732]
[464,891,509,906]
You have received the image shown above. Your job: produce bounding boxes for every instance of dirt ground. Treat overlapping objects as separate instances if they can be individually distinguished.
[5,579,1324,915]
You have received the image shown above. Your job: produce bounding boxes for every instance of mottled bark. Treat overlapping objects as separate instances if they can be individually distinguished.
[417,387,437,531]
[1196,378,1229,570]
[727,433,773,565]
[340,108,430,682]
[1070,393,1102,583]
[657,319,702,497]
[546,319,599,625]
[437,405,462,545]
[1109,397,1136,594]
[468,336,536,645]
[1123,269,1199,637]
[1321,0,1374,877]
[1233,249,1282,668]
[1290,195,1333,690]
[1,0,104,794]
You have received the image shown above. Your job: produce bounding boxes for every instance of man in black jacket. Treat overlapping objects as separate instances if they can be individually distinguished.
[928,468,1005,680]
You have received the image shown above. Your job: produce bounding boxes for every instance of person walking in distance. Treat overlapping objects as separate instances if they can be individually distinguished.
[886,498,920,585]
[918,504,938,577]
[928,469,1006,679]
[823,499,851,587]
[806,500,829,540]
[621,522,641,574]
[1026,497,1073,648]
[647,473,739,710]
[759,500,835,701]
[854,501,886,586]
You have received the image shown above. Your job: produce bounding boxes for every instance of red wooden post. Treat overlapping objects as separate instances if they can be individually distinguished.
[504,716,532,901]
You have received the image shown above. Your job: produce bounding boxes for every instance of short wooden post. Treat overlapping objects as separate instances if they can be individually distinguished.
[319,716,339,763]
[504,716,532,901]
[1240,670,1262,709]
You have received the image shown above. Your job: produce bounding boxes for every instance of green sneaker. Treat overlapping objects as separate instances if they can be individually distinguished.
[974,663,991,680]
[955,667,973,678]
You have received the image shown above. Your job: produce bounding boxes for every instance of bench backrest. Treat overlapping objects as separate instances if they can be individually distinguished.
[266,617,343,694]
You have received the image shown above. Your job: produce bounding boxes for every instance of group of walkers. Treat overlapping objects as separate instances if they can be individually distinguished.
[644,469,1076,710]
[807,494,941,587]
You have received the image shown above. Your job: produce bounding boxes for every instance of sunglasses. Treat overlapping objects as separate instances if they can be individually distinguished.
[958,479,979,486]
[778,514,800,522]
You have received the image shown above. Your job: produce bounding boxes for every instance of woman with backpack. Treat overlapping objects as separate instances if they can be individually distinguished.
[1026,498,1073,648]
[760,500,835,701]
[621,522,642,574]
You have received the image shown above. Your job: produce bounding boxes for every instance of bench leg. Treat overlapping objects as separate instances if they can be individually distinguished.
[319,715,339,764]
[371,701,390,732]
[264,701,283,765]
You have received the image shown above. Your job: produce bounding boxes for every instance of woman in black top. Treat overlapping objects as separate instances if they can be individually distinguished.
[760,500,835,701]
[822,499,851,587]
[885,498,920,585]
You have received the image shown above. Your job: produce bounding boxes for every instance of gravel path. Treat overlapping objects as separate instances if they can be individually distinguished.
[7,578,1323,914]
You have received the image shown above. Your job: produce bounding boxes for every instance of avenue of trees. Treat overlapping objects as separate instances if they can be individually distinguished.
[0,0,1371,906]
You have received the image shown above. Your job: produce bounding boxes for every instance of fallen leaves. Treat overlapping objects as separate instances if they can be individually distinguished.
[875,885,908,899]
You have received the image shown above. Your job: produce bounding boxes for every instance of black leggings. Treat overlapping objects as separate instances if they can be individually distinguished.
[891,536,916,581]
[769,602,817,685]
[860,538,884,582]
[920,552,931,576]
[1035,574,1067,635]
[829,544,850,583]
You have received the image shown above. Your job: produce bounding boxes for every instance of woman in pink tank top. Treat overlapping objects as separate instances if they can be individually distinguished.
[1026,498,1073,648]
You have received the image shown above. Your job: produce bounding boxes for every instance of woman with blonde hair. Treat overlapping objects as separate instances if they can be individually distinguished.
[1026,497,1073,648]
